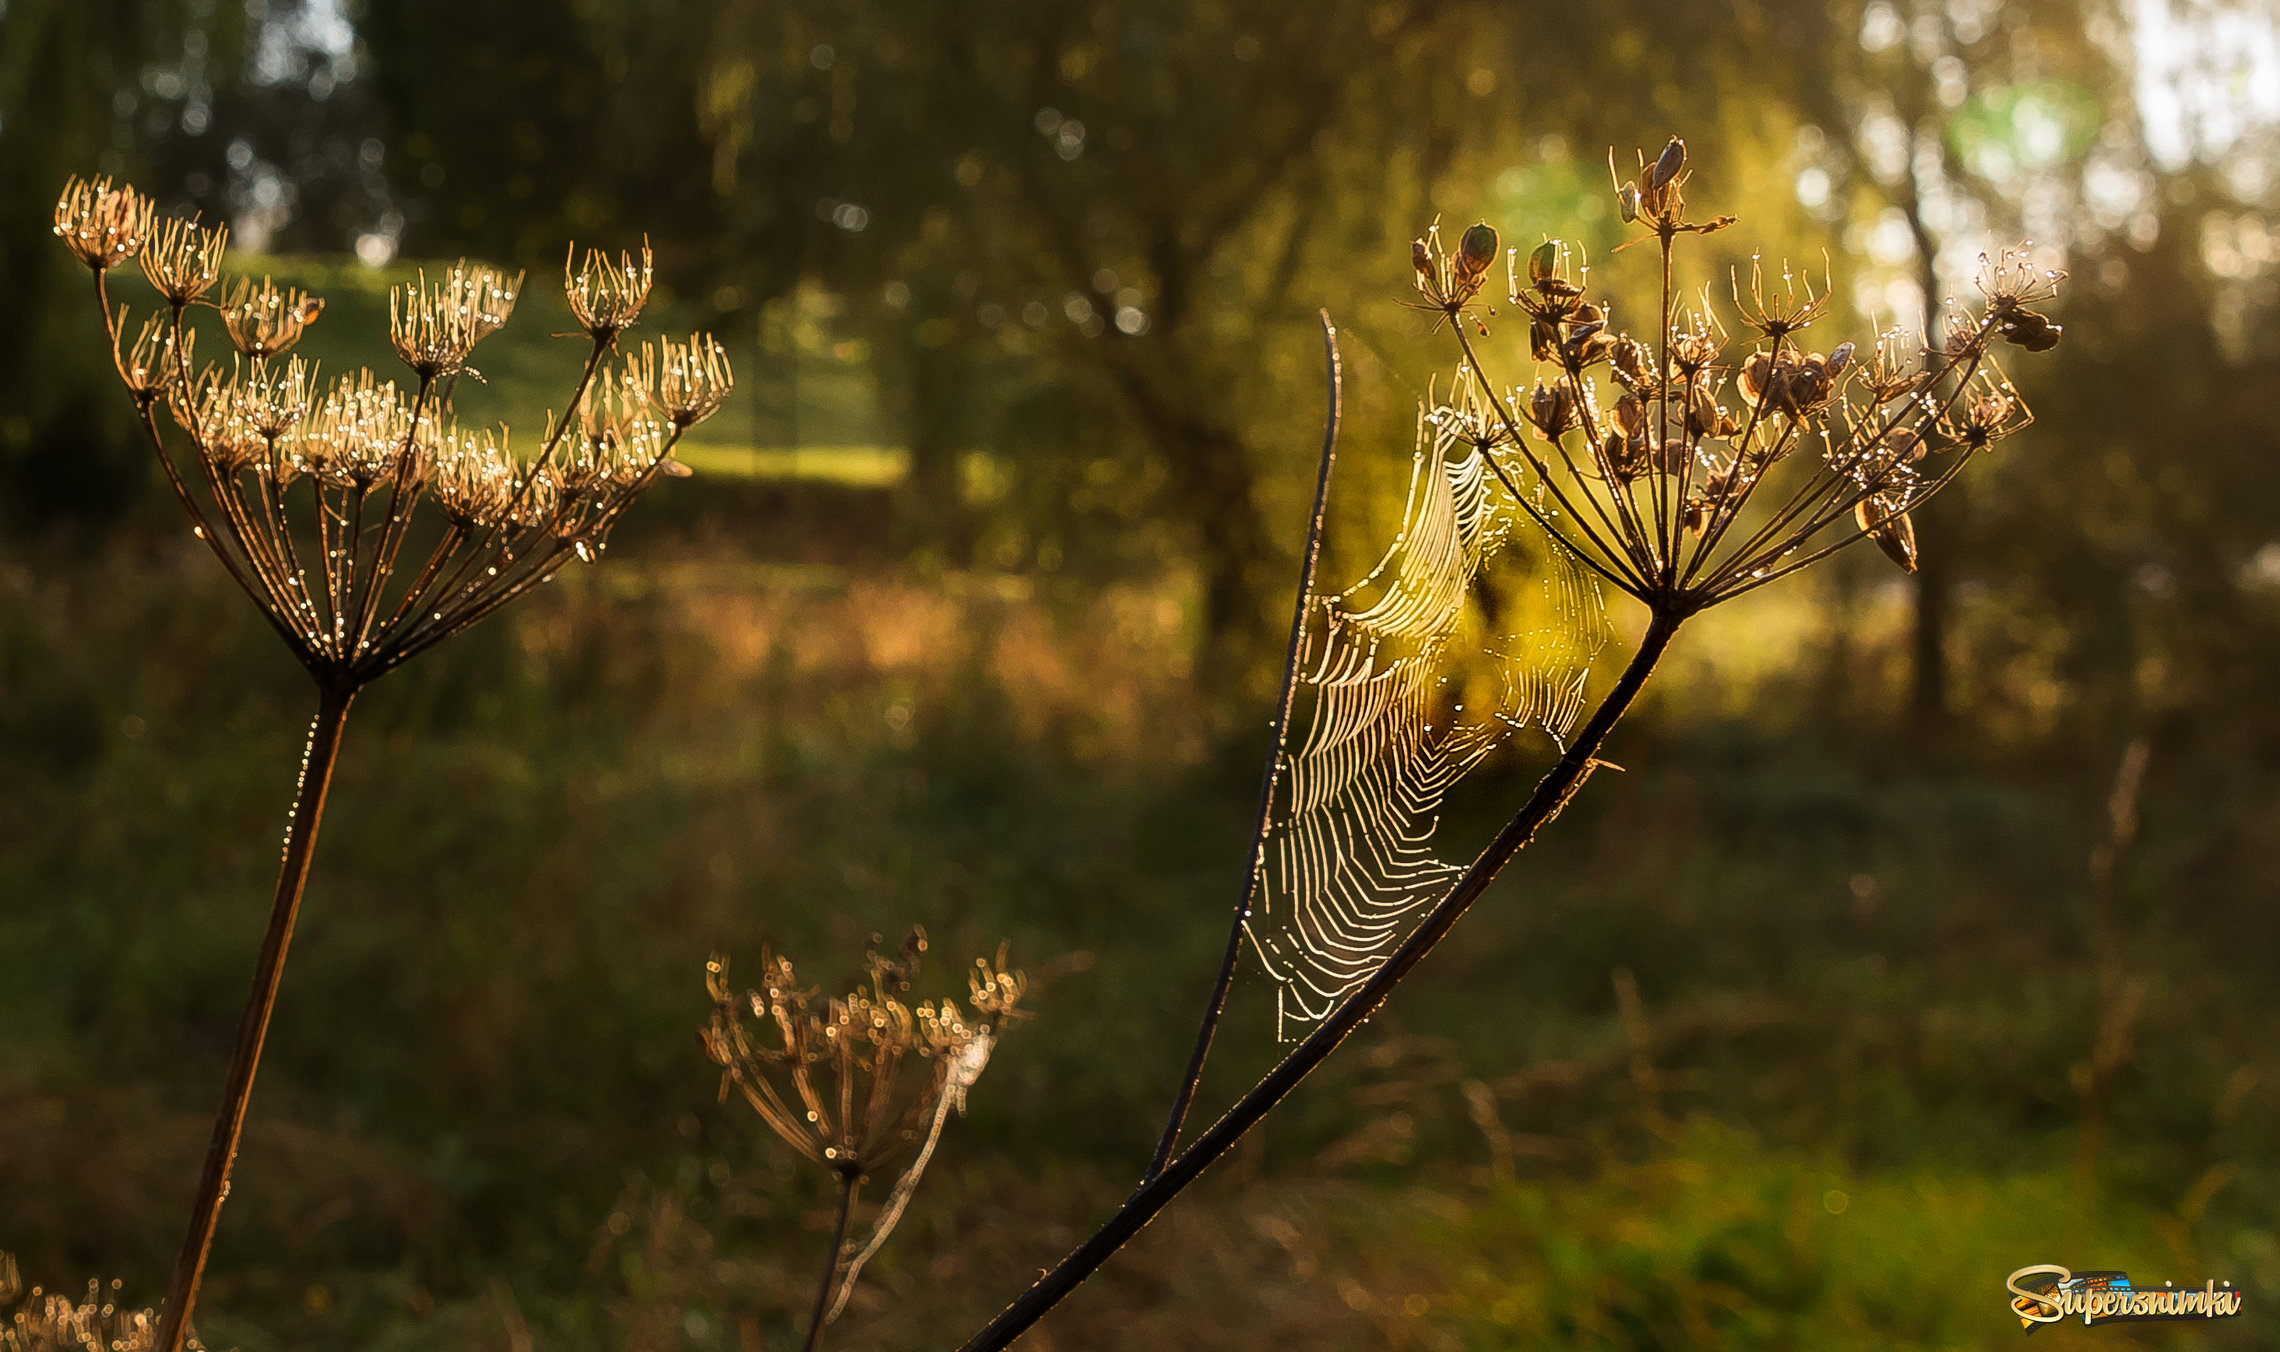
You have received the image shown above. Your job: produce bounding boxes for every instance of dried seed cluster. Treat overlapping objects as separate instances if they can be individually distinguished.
[1414,134,2061,609]
[0,1255,201,1352]
[55,177,733,685]
[703,931,1026,1179]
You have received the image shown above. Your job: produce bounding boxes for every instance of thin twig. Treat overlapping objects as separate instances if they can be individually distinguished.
[954,610,1682,1352]
[155,682,357,1352]
[1146,310,1343,1181]
[802,1171,860,1352]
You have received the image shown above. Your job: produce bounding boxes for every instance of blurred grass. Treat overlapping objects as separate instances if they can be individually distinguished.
[3,500,2275,1351]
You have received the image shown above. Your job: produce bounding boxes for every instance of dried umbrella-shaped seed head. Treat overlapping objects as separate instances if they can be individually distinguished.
[638,334,735,429]
[1976,247,2067,352]
[429,427,518,529]
[567,239,654,341]
[173,359,316,476]
[702,930,1026,1176]
[1733,255,1832,338]
[0,1258,203,1352]
[220,276,324,358]
[139,216,229,307]
[1454,222,1499,291]
[296,370,416,489]
[389,261,522,380]
[1420,130,2057,604]
[111,310,192,404]
[1409,220,1501,313]
[53,177,153,271]
[563,366,681,491]
[60,172,719,684]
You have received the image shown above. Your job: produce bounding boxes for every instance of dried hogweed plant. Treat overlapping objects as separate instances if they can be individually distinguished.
[0,1253,199,1352]
[54,176,732,1352]
[948,135,2061,1351]
[704,931,1025,1351]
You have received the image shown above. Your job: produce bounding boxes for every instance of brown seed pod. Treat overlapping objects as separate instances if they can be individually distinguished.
[1527,239,1559,287]
[1998,307,2062,352]
[1856,495,1919,572]
[1526,380,1576,437]
[1650,136,1686,190]
[1456,222,1499,288]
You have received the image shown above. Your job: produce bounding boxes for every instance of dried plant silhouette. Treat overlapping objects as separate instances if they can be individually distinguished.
[703,932,1026,1351]
[956,133,2061,1351]
[53,176,733,1352]
[0,1253,197,1352]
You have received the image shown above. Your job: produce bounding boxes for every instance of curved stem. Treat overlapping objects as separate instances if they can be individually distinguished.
[155,682,357,1352]
[952,609,1684,1352]
[802,1171,860,1352]
[1146,312,1342,1181]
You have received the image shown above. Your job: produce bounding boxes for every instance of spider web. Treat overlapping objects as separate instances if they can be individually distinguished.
[1243,409,1612,1037]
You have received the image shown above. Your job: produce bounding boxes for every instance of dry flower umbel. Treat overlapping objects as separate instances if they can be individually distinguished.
[1409,135,2056,609]
[54,173,734,1352]
[0,1255,201,1352]
[952,132,2065,1352]
[705,931,1024,1348]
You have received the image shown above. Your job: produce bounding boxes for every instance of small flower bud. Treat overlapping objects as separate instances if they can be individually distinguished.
[1617,182,1641,223]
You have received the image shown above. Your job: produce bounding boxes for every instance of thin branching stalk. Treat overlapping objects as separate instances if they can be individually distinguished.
[154,682,354,1352]
[54,175,730,1352]
[1147,311,1342,1181]
[705,937,1025,1345]
[802,1171,859,1352]
[947,131,2059,1351]
[956,612,1679,1352]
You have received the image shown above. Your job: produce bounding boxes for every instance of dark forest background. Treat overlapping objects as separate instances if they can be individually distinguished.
[4,1,2279,1349]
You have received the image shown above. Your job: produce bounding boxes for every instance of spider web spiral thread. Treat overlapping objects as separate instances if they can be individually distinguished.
[1243,409,1612,1037]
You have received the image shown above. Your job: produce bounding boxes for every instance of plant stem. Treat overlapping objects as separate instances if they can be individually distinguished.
[155,681,357,1352]
[954,610,1683,1352]
[802,1171,860,1352]
[1146,312,1341,1182]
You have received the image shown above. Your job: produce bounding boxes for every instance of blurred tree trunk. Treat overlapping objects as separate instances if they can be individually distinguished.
[1908,233,1950,736]
[0,0,240,522]
[1113,374,1269,662]
[889,336,973,565]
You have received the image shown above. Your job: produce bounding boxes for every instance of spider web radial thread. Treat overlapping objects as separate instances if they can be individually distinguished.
[1243,409,1611,1038]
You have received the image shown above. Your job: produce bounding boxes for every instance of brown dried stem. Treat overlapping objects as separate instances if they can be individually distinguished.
[949,132,2060,1352]
[56,176,730,1352]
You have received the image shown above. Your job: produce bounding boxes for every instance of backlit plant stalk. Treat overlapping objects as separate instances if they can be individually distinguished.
[1,1250,195,1352]
[703,932,1026,1351]
[54,177,733,1352]
[956,134,2063,1350]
